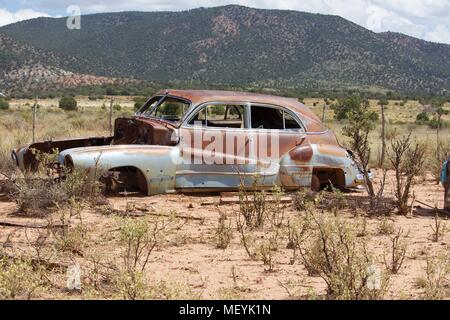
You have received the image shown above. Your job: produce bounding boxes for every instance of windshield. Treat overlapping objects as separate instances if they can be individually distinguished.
[137,96,191,123]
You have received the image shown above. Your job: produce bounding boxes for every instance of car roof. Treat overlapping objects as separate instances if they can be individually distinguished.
[155,89,323,130]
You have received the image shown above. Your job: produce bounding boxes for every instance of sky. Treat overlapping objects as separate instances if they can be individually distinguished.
[0,0,449,44]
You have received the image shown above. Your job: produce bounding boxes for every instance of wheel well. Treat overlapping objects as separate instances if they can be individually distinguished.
[101,166,148,195]
[313,168,346,189]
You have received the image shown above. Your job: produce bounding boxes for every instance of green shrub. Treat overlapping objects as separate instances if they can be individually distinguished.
[332,95,379,122]
[0,256,47,299]
[0,99,9,110]
[59,97,77,111]
[293,211,389,299]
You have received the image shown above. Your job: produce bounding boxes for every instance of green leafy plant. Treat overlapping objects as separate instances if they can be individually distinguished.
[59,96,77,111]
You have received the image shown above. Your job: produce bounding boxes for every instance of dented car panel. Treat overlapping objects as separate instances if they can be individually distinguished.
[12,89,371,195]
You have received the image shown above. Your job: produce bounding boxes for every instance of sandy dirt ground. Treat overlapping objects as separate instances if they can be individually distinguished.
[0,169,448,300]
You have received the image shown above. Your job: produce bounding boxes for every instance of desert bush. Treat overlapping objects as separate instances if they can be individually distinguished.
[430,140,450,184]
[0,255,47,299]
[0,98,9,110]
[389,133,427,215]
[287,213,313,265]
[269,185,286,228]
[235,183,286,271]
[292,210,389,299]
[216,211,233,249]
[52,199,87,255]
[430,211,447,243]
[236,210,283,271]
[112,215,180,299]
[384,229,407,274]
[340,97,378,197]
[151,280,200,300]
[112,268,151,300]
[421,253,449,300]
[237,177,268,229]
[293,189,317,212]
[377,217,395,235]
[59,96,77,111]
[415,111,430,124]
[117,217,163,273]
[10,150,105,215]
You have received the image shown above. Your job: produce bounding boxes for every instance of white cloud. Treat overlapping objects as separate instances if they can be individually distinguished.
[425,24,450,44]
[0,8,50,27]
[365,4,426,38]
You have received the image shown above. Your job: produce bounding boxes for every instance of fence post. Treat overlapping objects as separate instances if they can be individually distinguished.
[32,96,37,143]
[321,103,326,123]
[109,97,114,136]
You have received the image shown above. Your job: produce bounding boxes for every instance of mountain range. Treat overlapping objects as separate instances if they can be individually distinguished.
[1,5,449,95]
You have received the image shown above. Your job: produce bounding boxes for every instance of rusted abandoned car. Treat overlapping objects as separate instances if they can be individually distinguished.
[12,90,369,195]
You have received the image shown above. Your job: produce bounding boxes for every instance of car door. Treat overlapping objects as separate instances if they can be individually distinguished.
[248,104,313,189]
[176,102,256,190]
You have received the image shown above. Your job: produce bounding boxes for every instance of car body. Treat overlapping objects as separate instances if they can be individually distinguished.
[12,89,369,195]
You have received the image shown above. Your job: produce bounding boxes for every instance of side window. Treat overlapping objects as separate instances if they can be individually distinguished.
[284,112,302,130]
[251,105,303,131]
[251,106,284,129]
[189,105,245,129]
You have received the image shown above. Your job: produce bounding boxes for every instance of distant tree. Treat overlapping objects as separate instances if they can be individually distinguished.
[0,98,9,110]
[331,95,378,121]
[415,111,430,124]
[59,96,77,111]
[106,87,118,96]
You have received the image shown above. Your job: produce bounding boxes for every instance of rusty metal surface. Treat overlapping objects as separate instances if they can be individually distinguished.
[13,136,113,171]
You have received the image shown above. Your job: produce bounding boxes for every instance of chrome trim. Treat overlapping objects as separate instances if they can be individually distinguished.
[176,171,278,176]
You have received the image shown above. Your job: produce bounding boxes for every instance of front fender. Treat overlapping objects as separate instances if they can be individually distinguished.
[59,145,180,195]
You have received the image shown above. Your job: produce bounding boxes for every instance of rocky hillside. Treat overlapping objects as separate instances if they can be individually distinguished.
[1,5,449,94]
[0,33,129,92]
